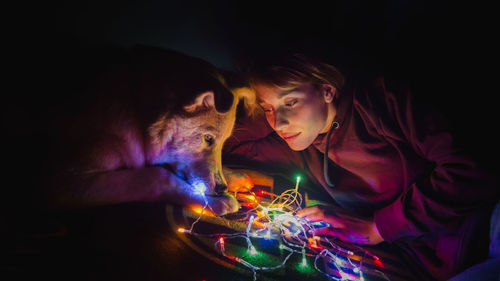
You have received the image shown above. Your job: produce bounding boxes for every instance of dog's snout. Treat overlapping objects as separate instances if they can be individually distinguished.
[214,184,227,195]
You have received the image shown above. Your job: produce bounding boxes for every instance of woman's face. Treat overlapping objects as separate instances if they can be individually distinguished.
[255,83,334,151]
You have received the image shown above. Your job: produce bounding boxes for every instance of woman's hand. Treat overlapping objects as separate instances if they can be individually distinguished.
[223,167,254,193]
[296,205,384,245]
[223,167,274,193]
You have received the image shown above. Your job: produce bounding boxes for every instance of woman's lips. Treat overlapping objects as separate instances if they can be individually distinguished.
[282,132,301,141]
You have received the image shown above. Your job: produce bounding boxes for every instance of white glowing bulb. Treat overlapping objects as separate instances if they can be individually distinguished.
[353,267,360,273]
[264,229,271,239]
[193,181,207,195]
[301,256,307,267]
[249,245,258,255]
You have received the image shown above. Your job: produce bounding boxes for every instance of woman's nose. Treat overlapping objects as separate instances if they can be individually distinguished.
[274,110,289,131]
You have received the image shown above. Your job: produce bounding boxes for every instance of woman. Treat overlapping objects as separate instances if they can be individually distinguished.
[222,52,499,280]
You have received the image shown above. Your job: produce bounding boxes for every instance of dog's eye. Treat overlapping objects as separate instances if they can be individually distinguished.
[204,134,215,146]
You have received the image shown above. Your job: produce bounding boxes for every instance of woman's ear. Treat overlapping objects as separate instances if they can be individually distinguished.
[321,84,336,103]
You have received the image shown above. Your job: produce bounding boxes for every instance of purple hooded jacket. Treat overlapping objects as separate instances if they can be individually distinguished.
[223,76,499,280]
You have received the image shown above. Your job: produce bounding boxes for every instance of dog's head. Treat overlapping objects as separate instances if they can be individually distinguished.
[136,46,255,197]
[149,90,239,196]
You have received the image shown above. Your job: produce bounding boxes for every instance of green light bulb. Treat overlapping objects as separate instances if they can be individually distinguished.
[249,245,258,256]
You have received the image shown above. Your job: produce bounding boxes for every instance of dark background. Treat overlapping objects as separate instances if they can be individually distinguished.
[6,0,497,169]
[2,1,498,280]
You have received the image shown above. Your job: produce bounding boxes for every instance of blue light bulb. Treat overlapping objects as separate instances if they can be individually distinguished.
[193,181,207,195]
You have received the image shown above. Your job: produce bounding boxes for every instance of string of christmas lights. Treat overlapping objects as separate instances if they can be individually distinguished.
[177,176,391,281]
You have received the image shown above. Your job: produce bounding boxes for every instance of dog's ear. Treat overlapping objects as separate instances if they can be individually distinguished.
[234,87,257,117]
[183,91,215,113]
[219,70,258,117]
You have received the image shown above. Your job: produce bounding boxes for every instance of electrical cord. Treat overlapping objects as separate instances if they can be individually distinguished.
[323,121,339,187]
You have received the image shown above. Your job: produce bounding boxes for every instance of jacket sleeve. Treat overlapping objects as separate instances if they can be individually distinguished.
[371,77,499,241]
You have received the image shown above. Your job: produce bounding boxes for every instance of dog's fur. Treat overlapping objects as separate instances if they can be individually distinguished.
[35,45,253,214]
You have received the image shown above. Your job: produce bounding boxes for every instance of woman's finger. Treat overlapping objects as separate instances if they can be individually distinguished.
[312,227,344,238]
[296,206,321,217]
[305,214,345,229]
[301,212,325,222]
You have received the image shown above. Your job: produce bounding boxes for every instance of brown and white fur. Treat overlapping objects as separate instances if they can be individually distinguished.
[38,45,253,215]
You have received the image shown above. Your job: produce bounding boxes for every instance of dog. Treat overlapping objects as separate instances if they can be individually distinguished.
[32,45,253,215]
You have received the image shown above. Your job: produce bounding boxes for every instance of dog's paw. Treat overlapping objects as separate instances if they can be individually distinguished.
[206,193,239,216]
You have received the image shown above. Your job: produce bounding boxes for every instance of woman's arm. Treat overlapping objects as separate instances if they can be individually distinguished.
[371,77,499,241]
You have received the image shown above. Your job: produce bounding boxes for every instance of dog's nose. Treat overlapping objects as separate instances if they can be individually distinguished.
[214,184,227,195]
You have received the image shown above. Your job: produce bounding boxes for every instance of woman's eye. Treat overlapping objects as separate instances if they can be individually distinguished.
[285,100,297,107]
[204,134,215,146]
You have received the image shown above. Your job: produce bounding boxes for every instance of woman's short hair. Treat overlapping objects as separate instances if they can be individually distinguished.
[247,52,344,92]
